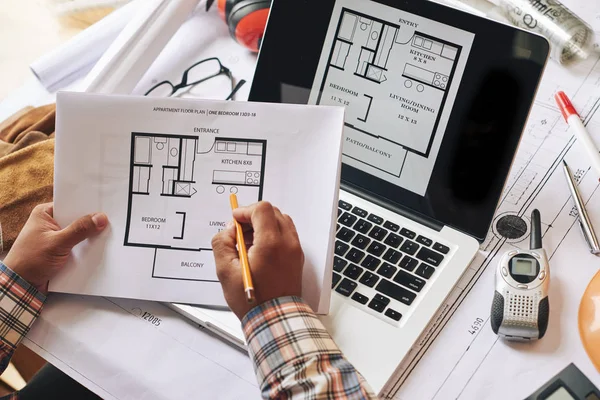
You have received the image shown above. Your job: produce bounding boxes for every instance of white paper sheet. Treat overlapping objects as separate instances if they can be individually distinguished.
[52,92,344,312]
[23,294,260,399]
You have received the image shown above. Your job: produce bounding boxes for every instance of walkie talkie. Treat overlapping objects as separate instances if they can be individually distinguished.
[491,209,550,341]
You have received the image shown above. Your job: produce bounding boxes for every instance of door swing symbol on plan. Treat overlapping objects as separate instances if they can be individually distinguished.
[124,133,267,282]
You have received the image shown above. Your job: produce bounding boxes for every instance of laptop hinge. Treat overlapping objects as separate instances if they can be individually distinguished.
[341,182,444,232]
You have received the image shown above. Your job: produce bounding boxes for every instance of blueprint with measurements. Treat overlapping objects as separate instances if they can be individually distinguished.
[383,1,600,398]
[308,0,474,196]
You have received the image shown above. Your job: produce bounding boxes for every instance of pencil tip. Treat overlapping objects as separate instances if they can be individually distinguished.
[563,160,568,166]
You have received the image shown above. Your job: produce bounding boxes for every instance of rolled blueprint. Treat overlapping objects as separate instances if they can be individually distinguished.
[81,0,202,94]
[452,0,595,65]
[29,0,142,92]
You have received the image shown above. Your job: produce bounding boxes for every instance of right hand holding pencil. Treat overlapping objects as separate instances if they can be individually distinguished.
[212,201,304,320]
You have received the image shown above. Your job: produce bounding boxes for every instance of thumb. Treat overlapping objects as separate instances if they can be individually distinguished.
[55,213,108,249]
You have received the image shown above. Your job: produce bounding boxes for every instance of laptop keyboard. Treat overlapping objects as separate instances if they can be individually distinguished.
[333,199,450,324]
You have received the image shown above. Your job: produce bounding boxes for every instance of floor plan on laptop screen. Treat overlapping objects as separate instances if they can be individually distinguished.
[125,134,266,282]
[308,0,474,195]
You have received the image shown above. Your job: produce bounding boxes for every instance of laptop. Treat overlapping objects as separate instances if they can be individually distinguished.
[172,0,549,395]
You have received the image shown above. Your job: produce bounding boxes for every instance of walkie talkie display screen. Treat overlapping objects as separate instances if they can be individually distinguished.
[511,257,536,276]
[545,387,576,400]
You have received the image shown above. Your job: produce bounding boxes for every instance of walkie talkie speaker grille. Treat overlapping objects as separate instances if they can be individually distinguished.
[509,294,534,316]
[505,291,538,325]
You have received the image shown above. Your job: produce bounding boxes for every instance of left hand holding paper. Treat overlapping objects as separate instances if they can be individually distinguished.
[3,203,108,293]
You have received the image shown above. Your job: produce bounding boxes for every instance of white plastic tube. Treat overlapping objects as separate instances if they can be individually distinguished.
[29,0,142,92]
[81,0,202,94]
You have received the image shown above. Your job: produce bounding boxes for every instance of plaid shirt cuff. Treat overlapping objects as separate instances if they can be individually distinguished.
[243,296,376,399]
[0,262,45,371]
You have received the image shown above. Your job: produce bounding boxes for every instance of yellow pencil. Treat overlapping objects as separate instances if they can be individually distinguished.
[229,194,255,303]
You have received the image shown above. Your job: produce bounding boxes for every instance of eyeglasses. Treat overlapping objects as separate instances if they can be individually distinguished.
[144,57,246,100]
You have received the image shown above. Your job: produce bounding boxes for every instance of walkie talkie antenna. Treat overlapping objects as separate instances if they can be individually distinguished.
[530,209,542,250]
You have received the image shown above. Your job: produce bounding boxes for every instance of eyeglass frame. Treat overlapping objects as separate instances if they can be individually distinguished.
[144,57,246,100]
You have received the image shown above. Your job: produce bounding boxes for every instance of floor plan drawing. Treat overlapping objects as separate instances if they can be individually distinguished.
[309,0,474,196]
[124,133,267,282]
[321,9,460,158]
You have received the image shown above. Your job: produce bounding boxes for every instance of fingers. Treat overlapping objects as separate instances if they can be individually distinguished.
[271,205,300,241]
[232,201,301,245]
[232,201,280,234]
[212,223,243,286]
[42,203,54,217]
[243,230,254,247]
[55,213,108,249]
[281,213,300,241]
[32,202,54,217]
[211,223,239,266]
[273,207,295,240]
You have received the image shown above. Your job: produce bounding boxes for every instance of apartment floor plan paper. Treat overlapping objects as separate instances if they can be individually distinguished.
[51,92,344,310]
[125,133,266,282]
[308,0,474,196]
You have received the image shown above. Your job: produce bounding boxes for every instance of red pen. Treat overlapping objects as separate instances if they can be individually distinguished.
[555,91,600,181]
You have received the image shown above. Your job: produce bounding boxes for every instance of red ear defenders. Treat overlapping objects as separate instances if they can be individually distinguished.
[206,0,271,52]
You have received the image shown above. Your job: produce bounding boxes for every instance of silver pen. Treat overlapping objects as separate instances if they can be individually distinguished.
[562,160,600,255]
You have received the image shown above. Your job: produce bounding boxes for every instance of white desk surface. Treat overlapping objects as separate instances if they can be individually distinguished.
[2,0,600,399]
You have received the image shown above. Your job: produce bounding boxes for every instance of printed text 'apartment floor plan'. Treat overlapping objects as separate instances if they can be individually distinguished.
[309,0,474,195]
[124,133,266,282]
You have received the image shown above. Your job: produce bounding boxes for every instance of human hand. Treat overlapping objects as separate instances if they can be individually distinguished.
[3,203,108,293]
[212,201,304,320]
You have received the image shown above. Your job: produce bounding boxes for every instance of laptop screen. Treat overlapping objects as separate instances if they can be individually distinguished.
[306,0,474,198]
[249,0,549,241]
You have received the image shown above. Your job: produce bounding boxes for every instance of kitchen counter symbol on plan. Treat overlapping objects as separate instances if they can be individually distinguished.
[124,133,267,282]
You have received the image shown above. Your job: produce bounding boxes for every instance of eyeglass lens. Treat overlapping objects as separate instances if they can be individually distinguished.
[145,81,175,97]
[186,58,224,86]
[145,57,243,100]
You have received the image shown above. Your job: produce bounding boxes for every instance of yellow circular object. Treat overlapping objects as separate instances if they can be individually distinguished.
[579,269,600,373]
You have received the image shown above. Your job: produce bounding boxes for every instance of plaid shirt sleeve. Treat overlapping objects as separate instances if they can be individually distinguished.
[242,296,378,400]
[0,261,46,400]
